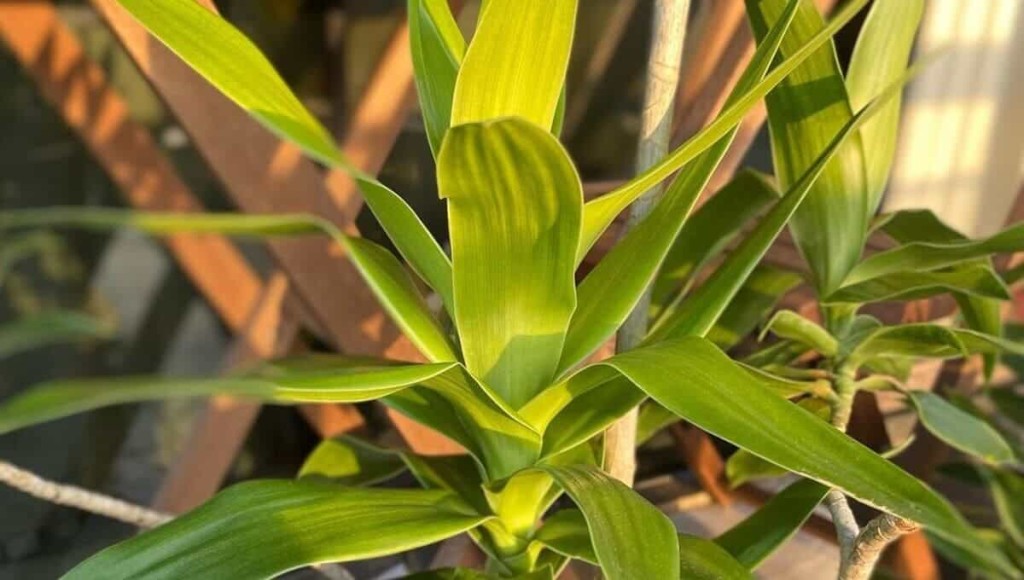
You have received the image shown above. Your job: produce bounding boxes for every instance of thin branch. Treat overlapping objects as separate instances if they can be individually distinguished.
[839,513,919,580]
[606,0,691,486]
[1,458,351,578]
[0,458,172,529]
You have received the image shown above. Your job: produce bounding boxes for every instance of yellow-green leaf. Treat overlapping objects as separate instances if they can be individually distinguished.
[67,481,488,579]
[846,0,925,207]
[439,119,582,408]
[450,0,576,129]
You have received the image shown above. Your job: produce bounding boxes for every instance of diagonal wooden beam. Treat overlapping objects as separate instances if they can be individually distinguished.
[0,3,369,508]
[0,2,261,334]
[91,0,463,454]
[90,0,414,360]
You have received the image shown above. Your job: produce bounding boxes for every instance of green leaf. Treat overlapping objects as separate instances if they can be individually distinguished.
[636,402,680,446]
[676,535,752,580]
[647,58,920,342]
[0,230,65,285]
[703,265,803,352]
[979,466,1024,547]
[989,387,1024,425]
[716,479,827,569]
[850,325,1024,368]
[450,0,576,129]
[533,509,597,565]
[557,0,799,370]
[725,450,787,488]
[115,0,344,168]
[115,0,454,318]
[842,222,1024,287]
[760,310,838,357]
[359,180,456,317]
[716,479,829,569]
[652,171,782,317]
[298,435,407,486]
[586,337,1015,574]
[0,311,113,359]
[872,209,1005,377]
[403,453,490,514]
[577,0,871,255]
[827,264,1011,304]
[726,398,831,487]
[405,569,554,580]
[409,0,466,156]
[747,0,868,295]
[907,391,1016,465]
[846,0,925,207]
[541,465,679,580]
[848,324,967,364]
[67,481,488,579]
[0,359,540,480]
[0,208,456,363]
[439,119,582,408]
[541,376,643,459]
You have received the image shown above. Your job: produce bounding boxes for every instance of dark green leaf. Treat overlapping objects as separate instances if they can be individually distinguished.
[827,265,1011,304]
[579,0,872,251]
[0,311,113,359]
[747,0,868,295]
[589,337,1015,574]
[716,479,829,569]
[843,223,1024,288]
[651,170,781,315]
[557,0,799,370]
[677,534,751,580]
[409,0,465,156]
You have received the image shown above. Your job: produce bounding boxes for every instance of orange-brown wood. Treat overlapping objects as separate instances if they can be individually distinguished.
[0,2,260,333]
[668,423,731,505]
[0,6,373,509]
[92,0,462,454]
[887,531,941,580]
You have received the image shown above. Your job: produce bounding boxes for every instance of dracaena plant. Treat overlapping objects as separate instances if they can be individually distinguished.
[0,0,1021,578]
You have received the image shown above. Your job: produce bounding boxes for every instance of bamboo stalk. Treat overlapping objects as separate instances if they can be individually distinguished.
[605,0,691,486]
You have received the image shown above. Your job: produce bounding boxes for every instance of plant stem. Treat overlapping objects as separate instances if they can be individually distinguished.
[826,369,861,561]
[0,458,172,528]
[839,514,919,580]
[826,369,918,579]
[606,0,690,487]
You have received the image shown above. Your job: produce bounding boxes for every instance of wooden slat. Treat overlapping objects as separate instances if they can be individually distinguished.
[0,2,261,333]
[92,0,462,454]
[90,0,413,360]
[0,4,371,510]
